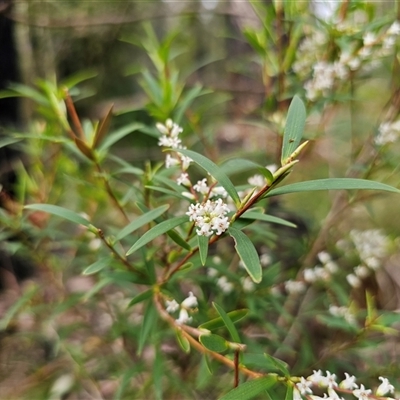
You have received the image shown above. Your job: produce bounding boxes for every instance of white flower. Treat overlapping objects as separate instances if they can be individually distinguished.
[179,154,192,170]
[193,178,210,195]
[347,274,362,288]
[327,387,344,399]
[177,172,191,186]
[186,198,230,236]
[307,369,325,385]
[285,280,306,294]
[260,253,272,267]
[176,308,192,325]
[304,268,317,283]
[181,291,198,309]
[242,276,255,293]
[293,387,302,400]
[339,372,358,390]
[207,268,219,277]
[248,174,265,188]
[211,186,228,198]
[165,154,180,168]
[324,261,339,274]
[363,32,376,46]
[325,371,338,388]
[182,191,195,200]
[354,265,370,279]
[376,376,395,396]
[217,276,234,294]
[296,377,313,395]
[266,164,278,174]
[388,21,400,36]
[353,384,372,400]
[318,251,331,264]
[165,299,180,313]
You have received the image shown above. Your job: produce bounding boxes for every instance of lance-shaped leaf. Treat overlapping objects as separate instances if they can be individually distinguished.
[199,309,249,331]
[219,376,276,400]
[24,204,92,227]
[198,235,209,266]
[213,302,241,343]
[281,95,306,166]
[177,148,240,207]
[92,104,113,149]
[127,288,153,308]
[115,204,169,242]
[83,256,113,275]
[126,215,188,256]
[240,210,297,228]
[228,226,262,283]
[265,178,400,197]
[175,329,191,353]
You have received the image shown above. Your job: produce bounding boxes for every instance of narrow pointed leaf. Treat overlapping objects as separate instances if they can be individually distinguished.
[115,204,169,242]
[127,288,153,308]
[281,95,306,165]
[198,235,209,265]
[138,300,157,355]
[266,178,400,197]
[74,137,95,160]
[98,122,145,152]
[219,376,276,400]
[264,354,290,376]
[241,211,296,228]
[177,149,240,206]
[24,204,92,227]
[228,226,262,283]
[83,257,113,275]
[92,104,113,149]
[199,309,249,330]
[126,215,188,255]
[213,302,241,343]
[284,385,293,400]
[199,333,229,353]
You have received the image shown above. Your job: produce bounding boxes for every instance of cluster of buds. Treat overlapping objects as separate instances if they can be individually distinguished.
[294,370,396,400]
[165,292,198,325]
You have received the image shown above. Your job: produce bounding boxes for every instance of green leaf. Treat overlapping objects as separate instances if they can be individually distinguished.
[213,302,241,343]
[219,376,276,400]
[240,211,297,228]
[177,149,240,207]
[281,95,306,165]
[199,333,229,353]
[127,289,153,308]
[0,138,21,149]
[263,354,290,377]
[284,385,293,400]
[0,284,38,331]
[145,185,190,201]
[60,69,97,89]
[138,300,157,355]
[228,226,262,283]
[92,104,113,149]
[24,204,93,228]
[199,309,249,331]
[175,329,191,353]
[83,257,113,275]
[198,235,209,266]
[115,204,170,242]
[126,215,188,255]
[98,122,145,152]
[175,85,204,124]
[266,178,400,197]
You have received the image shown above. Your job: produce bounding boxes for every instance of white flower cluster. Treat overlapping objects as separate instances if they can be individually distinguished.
[329,305,356,326]
[165,291,198,325]
[186,198,230,236]
[375,120,400,146]
[303,251,339,284]
[296,21,400,101]
[294,370,396,400]
[156,119,192,170]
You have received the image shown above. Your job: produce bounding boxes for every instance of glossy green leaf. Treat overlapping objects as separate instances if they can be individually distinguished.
[115,204,170,242]
[126,215,188,255]
[83,257,113,275]
[199,309,249,331]
[198,235,209,266]
[228,226,262,283]
[177,149,240,206]
[24,204,92,227]
[240,211,297,228]
[266,178,400,197]
[199,333,229,353]
[281,95,306,165]
[127,289,153,308]
[175,329,191,353]
[138,300,157,355]
[213,302,241,343]
[219,376,276,400]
